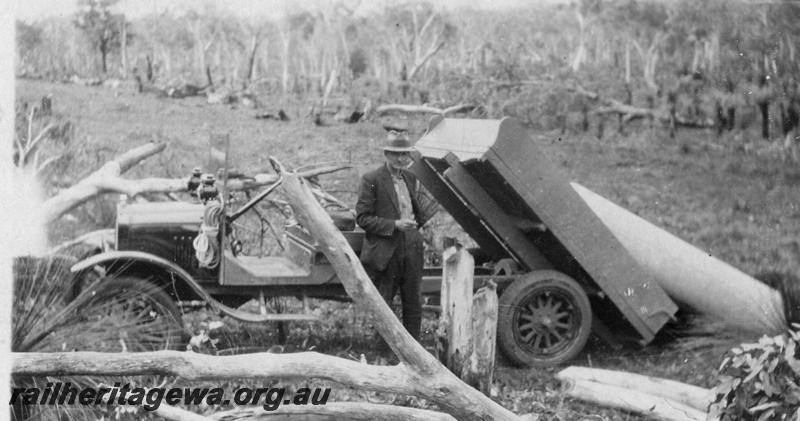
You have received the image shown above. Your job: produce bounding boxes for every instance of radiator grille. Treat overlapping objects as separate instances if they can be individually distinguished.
[174,235,197,269]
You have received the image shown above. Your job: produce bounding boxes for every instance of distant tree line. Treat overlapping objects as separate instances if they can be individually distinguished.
[15,0,800,140]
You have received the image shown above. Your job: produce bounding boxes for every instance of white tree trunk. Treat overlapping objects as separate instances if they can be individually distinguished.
[561,379,706,421]
[557,366,713,411]
[572,182,786,334]
[437,246,474,378]
[571,10,586,72]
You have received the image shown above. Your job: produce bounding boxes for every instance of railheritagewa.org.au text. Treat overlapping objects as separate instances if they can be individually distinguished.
[10,382,331,411]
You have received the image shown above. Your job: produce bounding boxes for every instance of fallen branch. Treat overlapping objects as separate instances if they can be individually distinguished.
[560,379,706,421]
[211,402,457,421]
[39,142,166,223]
[297,165,351,180]
[13,351,419,395]
[12,349,495,420]
[39,149,350,223]
[556,366,713,411]
[376,103,474,117]
[477,79,547,89]
[310,188,350,210]
[156,403,214,421]
[16,106,55,167]
[568,84,714,129]
[50,228,115,254]
[595,102,663,123]
[226,165,350,191]
[567,84,665,123]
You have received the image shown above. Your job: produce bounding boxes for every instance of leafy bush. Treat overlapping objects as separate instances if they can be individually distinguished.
[708,326,800,420]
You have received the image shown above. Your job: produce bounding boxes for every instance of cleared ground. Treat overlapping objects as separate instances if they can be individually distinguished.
[16,78,800,419]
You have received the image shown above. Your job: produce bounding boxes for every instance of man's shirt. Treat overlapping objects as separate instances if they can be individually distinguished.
[390,168,415,223]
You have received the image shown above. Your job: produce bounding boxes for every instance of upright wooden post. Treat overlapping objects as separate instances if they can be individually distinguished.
[437,244,474,379]
[437,244,498,395]
[468,282,498,394]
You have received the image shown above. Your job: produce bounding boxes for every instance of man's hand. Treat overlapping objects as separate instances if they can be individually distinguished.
[394,219,418,231]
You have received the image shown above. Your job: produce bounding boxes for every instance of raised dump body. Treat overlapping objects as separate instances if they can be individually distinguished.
[410,116,678,349]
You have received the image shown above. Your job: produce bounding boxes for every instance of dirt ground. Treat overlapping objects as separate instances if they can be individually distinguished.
[16,78,800,420]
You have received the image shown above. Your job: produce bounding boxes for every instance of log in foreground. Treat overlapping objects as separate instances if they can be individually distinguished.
[157,403,214,421]
[155,400,457,421]
[211,402,457,421]
[556,366,713,412]
[561,379,707,421]
[274,158,520,421]
[572,182,786,334]
[13,352,459,421]
[13,351,418,395]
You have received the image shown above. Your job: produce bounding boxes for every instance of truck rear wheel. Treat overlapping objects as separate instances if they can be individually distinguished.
[498,270,592,367]
[78,276,185,351]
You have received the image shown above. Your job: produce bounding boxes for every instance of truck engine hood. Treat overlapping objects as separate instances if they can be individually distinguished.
[117,201,205,226]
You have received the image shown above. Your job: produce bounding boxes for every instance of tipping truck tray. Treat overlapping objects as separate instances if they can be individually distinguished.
[410,116,678,366]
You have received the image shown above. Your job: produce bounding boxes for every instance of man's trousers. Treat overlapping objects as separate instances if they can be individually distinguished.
[366,229,424,341]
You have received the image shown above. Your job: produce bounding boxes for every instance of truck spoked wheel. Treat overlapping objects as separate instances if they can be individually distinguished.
[498,271,592,367]
[76,276,185,351]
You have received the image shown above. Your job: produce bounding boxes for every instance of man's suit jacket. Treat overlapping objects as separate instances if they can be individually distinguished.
[355,164,424,272]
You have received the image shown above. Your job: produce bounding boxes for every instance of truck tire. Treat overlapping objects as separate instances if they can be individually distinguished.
[79,276,185,351]
[498,270,592,367]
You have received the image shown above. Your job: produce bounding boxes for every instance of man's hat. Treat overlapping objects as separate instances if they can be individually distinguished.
[382,130,415,152]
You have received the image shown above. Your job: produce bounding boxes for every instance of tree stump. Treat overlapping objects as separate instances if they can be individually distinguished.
[437,245,474,379]
[436,245,498,395]
[467,282,498,395]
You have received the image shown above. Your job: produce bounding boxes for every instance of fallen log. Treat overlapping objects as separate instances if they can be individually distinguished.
[38,142,166,223]
[376,103,474,117]
[571,85,714,129]
[561,378,707,421]
[14,351,425,395]
[39,148,350,224]
[556,366,713,412]
[595,101,664,123]
[572,182,786,334]
[158,393,453,421]
[50,228,115,254]
[211,402,456,421]
[479,79,547,89]
[156,404,214,421]
[255,110,289,121]
[570,84,666,125]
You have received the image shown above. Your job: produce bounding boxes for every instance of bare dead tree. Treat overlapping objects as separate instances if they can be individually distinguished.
[385,4,454,84]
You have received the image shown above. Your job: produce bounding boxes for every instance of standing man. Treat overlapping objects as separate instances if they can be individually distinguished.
[356,131,428,341]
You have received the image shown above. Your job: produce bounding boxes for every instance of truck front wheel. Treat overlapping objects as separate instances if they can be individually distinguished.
[78,276,186,351]
[498,270,592,367]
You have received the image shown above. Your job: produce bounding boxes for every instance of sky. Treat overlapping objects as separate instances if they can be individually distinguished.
[14,0,539,22]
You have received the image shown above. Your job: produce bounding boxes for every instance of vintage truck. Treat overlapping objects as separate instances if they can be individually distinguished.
[69,117,678,366]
